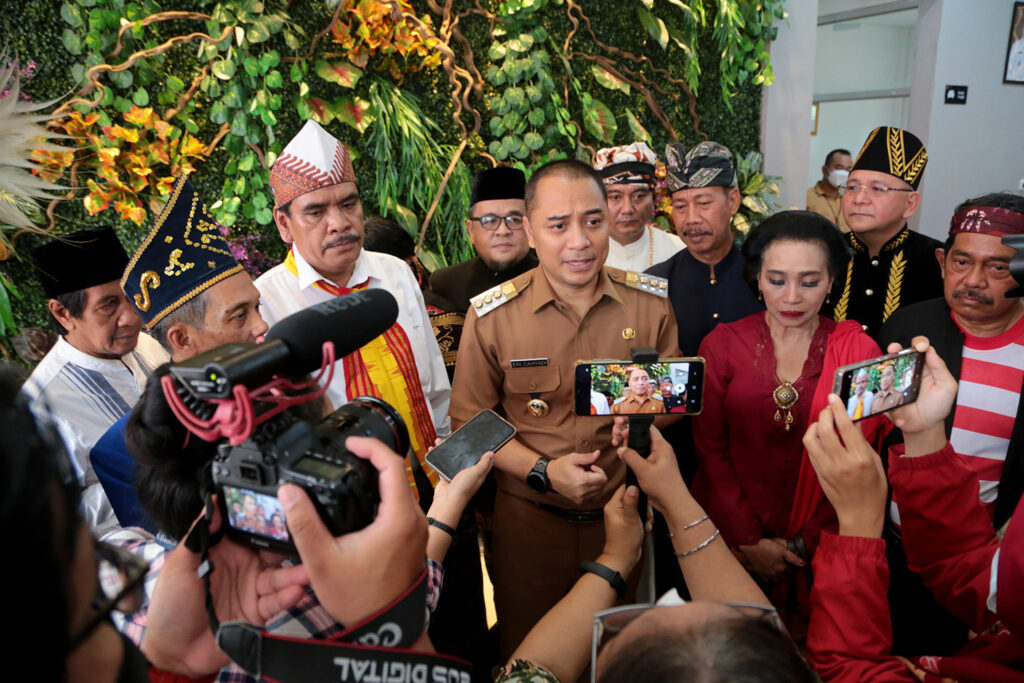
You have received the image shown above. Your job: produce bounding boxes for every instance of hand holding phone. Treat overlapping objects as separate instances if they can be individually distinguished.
[833,348,925,422]
[425,410,516,482]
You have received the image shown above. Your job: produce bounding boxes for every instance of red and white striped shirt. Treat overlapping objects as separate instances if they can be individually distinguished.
[950,312,1024,514]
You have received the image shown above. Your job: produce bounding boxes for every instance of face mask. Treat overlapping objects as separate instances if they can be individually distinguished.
[828,169,849,188]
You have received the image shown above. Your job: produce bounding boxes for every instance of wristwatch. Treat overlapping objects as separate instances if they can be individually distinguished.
[526,457,551,494]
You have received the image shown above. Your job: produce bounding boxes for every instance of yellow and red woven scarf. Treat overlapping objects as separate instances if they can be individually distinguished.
[284,249,439,489]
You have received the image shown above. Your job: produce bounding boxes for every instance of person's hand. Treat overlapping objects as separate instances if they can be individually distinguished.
[738,538,804,583]
[617,426,686,514]
[141,504,308,677]
[803,394,888,538]
[610,416,630,447]
[884,336,958,436]
[546,451,608,505]
[428,450,494,527]
[595,484,644,576]
[280,436,428,629]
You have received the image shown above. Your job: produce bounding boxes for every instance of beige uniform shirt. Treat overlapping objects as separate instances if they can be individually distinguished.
[610,394,666,415]
[806,182,850,233]
[450,266,681,508]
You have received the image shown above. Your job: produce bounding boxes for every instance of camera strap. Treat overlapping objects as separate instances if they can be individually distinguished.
[216,568,472,682]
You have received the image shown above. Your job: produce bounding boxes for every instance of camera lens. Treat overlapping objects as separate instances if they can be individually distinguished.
[319,396,411,456]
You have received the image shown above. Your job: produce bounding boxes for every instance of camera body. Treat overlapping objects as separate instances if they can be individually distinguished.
[212,397,409,554]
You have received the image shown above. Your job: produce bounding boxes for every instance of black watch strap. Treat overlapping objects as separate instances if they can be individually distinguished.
[579,560,626,598]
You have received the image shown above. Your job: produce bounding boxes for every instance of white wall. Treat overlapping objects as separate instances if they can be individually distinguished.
[808,19,914,183]
[909,0,1024,239]
[761,0,820,210]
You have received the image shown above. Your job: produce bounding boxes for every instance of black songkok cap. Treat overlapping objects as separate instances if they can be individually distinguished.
[32,226,129,299]
[470,167,526,206]
[850,126,928,190]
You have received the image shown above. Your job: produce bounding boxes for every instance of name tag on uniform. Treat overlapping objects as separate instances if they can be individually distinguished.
[511,358,549,368]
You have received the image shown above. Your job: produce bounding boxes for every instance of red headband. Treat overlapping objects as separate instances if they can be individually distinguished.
[949,206,1024,237]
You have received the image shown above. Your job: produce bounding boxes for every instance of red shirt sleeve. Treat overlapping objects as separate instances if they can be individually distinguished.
[888,442,999,632]
[807,533,915,682]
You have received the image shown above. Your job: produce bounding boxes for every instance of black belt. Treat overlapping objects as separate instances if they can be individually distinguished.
[537,502,604,524]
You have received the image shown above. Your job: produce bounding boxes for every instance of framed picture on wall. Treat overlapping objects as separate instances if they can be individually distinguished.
[1005,1,1024,84]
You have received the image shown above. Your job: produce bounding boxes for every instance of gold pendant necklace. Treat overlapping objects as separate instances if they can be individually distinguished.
[773,381,799,431]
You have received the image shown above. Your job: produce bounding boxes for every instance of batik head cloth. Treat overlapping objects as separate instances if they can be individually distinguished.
[850,126,928,190]
[269,120,357,208]
[664,141,737,193]
[948,206,1024,237]
[121,175,243,327]
[593,142,658,187]
[32,226,129,298]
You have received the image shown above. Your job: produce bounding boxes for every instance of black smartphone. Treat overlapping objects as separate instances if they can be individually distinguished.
[573,358,706,416]
[833,348,925,422]
[425,409,516,481]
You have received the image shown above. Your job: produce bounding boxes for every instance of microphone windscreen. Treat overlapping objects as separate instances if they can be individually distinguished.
[264,289,399,375]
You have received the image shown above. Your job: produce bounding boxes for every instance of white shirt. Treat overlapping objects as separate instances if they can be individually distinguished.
[605,225,685,272]
[22,333,169,533]
[255,247,451,437]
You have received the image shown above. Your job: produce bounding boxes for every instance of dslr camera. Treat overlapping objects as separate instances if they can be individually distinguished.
[209,395,409,554]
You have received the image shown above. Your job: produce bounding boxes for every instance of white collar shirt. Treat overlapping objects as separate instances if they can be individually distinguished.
[605,225,685,272]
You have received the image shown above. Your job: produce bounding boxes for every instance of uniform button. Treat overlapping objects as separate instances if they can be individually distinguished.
[865,288,874,296]
[528,380,537,390]
[871,259,879,266]
[712,313,719,319]
[862,324,869,331]
[581,439,590,448]
[710,278,717,285]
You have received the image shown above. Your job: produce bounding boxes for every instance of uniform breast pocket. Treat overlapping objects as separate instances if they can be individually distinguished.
[505,366,561,397]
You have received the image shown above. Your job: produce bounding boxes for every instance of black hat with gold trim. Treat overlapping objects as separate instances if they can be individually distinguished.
[850,126,928,190]
[32,226,129,298]
[121,175,244,327]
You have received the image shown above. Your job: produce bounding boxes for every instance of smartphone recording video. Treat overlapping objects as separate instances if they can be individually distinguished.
[574,358,705,416]
[833,348,924,421]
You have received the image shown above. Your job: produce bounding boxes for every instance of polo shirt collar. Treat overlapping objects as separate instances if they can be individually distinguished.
[53,335,133,371]
[527,265,622,313]
[291,245,372,290]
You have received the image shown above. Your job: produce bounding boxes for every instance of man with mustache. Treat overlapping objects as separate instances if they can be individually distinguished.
[451,159,680,657]
[430,166,538,313]
[592,142,684,271]
[646,142,763,356]
[255,121,451,490]
[879,192,1024,655]
[822,126,943,339]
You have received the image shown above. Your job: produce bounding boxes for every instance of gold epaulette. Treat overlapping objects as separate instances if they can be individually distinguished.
[621,270,668,298]
[470,280,520,317]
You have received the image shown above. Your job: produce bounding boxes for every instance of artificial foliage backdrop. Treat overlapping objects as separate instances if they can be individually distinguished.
[0,0,784,361]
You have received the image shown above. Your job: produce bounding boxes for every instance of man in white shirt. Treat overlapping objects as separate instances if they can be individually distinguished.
[255,120,450,488]
[23,226,168,532]
[593,141,684,271]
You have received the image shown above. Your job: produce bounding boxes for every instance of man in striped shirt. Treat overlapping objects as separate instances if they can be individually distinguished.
[879,192,1024,655]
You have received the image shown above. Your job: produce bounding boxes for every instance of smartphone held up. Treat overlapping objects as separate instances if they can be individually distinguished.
[833,348,924,421]
[574,358,706,417]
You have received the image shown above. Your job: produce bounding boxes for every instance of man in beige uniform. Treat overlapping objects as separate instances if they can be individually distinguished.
[610,367,666,415]
[870,362,902,414]
[450,160,680,655]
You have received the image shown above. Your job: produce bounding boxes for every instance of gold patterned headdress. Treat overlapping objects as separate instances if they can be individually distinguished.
[851,126,928,189]
[121,175,243,327]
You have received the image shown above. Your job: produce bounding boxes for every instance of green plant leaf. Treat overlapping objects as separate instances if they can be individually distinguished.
[110,69,133,89]
[582,98,617,144]
[333,96,374,133]
[265,70,282,88]
[243,57,260,77]
[527,108,545,126]
[741,194,770,216]
[637,7,669,50]
[61,3,83,26]
[314,59,362,88]
[591,65,629,94]
[247,18,271,43]
[166,74,185,92]
[132,87,149,106]
[255,207,273,224]
[61,28,83,55]
[623,109,651,144]
[665,0,701,24]
[212,59,236,80]
[523,131,544,150]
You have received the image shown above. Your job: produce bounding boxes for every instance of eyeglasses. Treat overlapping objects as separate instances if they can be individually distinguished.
[590,601,781,682]
[842,184,914,197]
[68,540,149,649]
[470,214,525,231]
